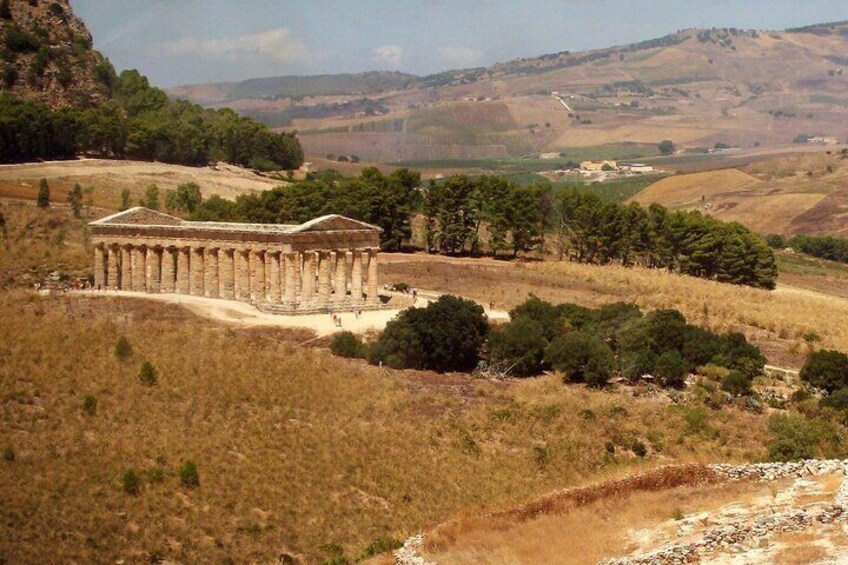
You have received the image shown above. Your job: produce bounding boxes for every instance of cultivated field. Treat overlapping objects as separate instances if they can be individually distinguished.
[631,151,848,236]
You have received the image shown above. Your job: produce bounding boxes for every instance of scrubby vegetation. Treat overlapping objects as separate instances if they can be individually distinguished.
[488,296,765,385]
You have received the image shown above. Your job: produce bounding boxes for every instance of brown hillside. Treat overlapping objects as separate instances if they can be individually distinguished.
[171,24,848,162]
[0,0,110,107]
[630,150,848,236]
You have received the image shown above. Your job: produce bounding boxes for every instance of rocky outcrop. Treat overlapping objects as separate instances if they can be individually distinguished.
[0,0,111,107]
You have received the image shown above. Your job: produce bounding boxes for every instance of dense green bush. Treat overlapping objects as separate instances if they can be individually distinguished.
[721,370,752,397]
[179,461,200,488]
[330,331,364,359]
[489,316,547,376]
[122,469,140,495]
[139,361,158,386]
[114,336,132,360]
[654,350,689,388]
[370,295,488,372]
[800,350,848,393]
[544,332,615,388]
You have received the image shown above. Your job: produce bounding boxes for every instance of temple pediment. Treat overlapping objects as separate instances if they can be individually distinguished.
[90,207,184,226]
[288,215,383,233]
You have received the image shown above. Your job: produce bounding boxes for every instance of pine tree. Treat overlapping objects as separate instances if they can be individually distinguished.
[36,178,50,208]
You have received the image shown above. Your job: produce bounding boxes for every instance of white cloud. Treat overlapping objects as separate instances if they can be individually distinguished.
[160,28,308,65]
[372,45,404,68]
[437,46,483,68]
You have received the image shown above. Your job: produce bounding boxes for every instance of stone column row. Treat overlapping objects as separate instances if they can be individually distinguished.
[94,243,379,308]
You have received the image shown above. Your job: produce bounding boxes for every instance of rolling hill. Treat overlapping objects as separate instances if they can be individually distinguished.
[169,23,848,163]
[630,150,848,237]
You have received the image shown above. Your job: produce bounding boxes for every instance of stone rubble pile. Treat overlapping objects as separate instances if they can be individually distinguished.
[394,460,848,565]
[601,459,848,565]
[393,533,433,565]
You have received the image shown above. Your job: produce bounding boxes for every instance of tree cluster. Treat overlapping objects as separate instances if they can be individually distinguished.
[0,69,304,170]
[767,233,848,265]
[489,296,766,387]
[553,191,777,289]
[193,168,421,251]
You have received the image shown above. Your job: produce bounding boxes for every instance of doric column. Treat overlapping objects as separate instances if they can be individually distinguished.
[176,246,191,294]
[190,247,204,296]
[146,246,161,293]
[333,250,347,303]
[204,248,219,299]
[268,251,281,303]
[93,244,106,288]
[250,250,265,301]
[106,244,119,289]
[301,251,315,304]
[132,245,147,292]
[317,251,331,308]
[219,248,234,300]
[120,245,132,290]
[366,248,379,304]
[161,247,176,293]
[351,250,364,304]
[284,252,298,305]
[237,250,251,301]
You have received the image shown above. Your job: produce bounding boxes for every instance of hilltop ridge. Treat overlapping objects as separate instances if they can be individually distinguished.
[168,22,848,162]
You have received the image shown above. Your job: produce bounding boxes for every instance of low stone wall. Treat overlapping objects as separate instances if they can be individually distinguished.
[395,460,848,565]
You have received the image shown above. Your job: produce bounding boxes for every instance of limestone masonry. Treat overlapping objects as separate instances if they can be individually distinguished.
[89,207,382,314]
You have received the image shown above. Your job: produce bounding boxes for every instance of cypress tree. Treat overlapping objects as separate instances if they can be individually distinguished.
[36,178,50,208]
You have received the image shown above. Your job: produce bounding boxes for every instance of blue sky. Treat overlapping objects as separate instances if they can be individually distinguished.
[72,1,848,87]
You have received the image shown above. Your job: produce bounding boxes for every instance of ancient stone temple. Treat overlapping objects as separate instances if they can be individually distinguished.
[89,207,383,314]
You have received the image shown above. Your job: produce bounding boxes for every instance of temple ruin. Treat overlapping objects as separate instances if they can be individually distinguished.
[89,207,383,314]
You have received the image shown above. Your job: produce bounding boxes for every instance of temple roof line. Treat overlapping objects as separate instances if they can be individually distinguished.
[90,207,382,235]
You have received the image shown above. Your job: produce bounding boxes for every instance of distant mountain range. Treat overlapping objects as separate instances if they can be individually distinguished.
[168,21,848,162]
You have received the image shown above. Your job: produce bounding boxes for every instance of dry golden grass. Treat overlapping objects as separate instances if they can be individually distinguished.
[423,478,787,565]
[0,289,779,563]
[772,531,831,564]
[0,199,94,287]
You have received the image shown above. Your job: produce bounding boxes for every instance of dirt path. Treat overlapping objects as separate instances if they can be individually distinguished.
[74,289,509,336]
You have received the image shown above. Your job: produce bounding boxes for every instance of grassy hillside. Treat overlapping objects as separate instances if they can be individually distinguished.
[630,151,848,236]
[5,199,848,561]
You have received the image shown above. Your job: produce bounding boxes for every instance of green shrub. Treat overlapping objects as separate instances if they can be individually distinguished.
[654,350,689,388]
[123,469,140,495]
[800,349,848,394]
[82,394,97,415]
[544,331,614,388]
[359,536,403,559]
[533,445,552,468]
[390,282,410,292]
[631,440,648,457]
[4,26,39,53]
[329,331,364,359]
[821,388,848,411]
[489,316,547,376]
[645,309,687,354]
[139,361,158,386]
[721,370,753,397]
[766,413,822,461]
[179,460,199,488]
[114,336,132,360]
[2,446,14,462]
